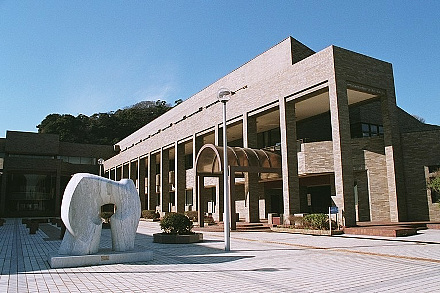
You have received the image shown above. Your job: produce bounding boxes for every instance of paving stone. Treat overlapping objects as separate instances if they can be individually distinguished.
[1,219,440,292]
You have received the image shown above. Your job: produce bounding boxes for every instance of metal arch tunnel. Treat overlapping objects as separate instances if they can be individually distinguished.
[194,144,282,228]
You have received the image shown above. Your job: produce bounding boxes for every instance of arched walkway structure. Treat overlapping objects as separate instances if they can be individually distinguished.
[195,144,281,228]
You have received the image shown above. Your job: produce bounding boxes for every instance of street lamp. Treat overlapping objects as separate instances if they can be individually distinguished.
[218,88,232,251]
[98,158,104,177]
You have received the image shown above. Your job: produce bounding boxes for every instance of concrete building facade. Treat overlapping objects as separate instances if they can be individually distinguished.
[0,131,115,217]
[103,37,440,226]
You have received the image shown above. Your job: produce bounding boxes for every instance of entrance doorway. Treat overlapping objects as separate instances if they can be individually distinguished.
[307,185,331,214]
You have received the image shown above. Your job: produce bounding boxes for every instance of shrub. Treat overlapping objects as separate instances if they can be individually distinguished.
[142,210,160,219]
[428,176,440,194]
[288,215,305,228]
[160,213,193,235]
[303,213,329,230]
[184,211,198,222]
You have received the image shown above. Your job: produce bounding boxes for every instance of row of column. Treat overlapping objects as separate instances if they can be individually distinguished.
[105,79,404,226]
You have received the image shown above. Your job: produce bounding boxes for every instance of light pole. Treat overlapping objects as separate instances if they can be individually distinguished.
[218,88,232,251]
[98,158,104,177]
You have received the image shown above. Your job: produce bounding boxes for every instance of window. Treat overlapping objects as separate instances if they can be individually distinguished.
[58,156,97,165]
[257,127,281,148]
[351,123,384,138]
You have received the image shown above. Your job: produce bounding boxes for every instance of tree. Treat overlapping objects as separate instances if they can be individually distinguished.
[37,100,171,145]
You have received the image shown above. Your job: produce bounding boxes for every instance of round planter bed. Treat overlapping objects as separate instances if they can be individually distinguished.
[153,232,203,244]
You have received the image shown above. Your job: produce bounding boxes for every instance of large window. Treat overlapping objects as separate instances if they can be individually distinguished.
[5,173,56,214]
[257,127,281,149]
[58,156,97,165]
[351,123,384,138]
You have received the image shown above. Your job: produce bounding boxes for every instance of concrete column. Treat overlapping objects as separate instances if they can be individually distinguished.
[160,148,170,213]
[175,142,186,214]
[229,168,237,230]
[329,79,356,227]
[243,113,261,222]
[147,153,157,210]
[279,97,300,222]
[216,177,224,222]
[215,124,221,146]
[193,134,204,209]
[138,158,146,211]
[197,175,205,227]
[381,93,408,221]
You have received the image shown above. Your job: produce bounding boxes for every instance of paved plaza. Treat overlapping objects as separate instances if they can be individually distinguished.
[1,219,440,292]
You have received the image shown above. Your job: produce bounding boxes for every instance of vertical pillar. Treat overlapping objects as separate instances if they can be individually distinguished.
[213,125,224,221]
[160,148,170,213]
[147,153,157,210]
[197,175,205,227]
[175,142,186,214]
[279,97,300,223]
[229,168,237,230]
[243,113,262,222]
[215,124,221,146]
[329,79,356,227]
[138,157,146,211]
[192,134,204,209]
[381,92,407,221]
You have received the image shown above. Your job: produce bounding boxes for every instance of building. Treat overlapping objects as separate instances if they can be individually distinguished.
[103,37,440,226]
[0,131,115,217]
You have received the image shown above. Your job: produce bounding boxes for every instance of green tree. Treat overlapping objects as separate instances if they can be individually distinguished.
[37,100,171,145]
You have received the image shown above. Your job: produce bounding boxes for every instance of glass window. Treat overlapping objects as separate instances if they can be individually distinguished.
[378,126,384,135]
[370,124,378,136]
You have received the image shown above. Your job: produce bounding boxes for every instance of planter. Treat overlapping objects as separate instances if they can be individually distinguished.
[29,222,39,234]
[153,232,203,244]
[140,218,160,222]
[271,226,344,236]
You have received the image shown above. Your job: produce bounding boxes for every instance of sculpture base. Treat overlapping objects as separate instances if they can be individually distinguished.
[48,248,152,268]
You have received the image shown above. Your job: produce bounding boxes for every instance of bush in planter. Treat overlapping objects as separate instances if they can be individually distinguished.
[142,210,160,219]
[160,213,193,235]
[184,211,198,222]
[303,213,329,230]
[288,215,305,228]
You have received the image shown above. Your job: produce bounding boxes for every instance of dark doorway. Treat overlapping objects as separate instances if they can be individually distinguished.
[307,185,331,214]
[267,189,283,215]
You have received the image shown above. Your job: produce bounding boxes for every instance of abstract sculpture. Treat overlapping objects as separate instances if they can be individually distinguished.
[58,173,141,255]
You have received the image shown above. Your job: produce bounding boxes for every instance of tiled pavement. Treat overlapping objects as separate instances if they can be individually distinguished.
[1,219,440,292]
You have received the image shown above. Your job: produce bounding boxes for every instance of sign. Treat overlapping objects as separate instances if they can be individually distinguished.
[330,206,339,214]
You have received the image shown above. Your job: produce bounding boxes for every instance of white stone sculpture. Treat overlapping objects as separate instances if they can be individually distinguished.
[58,173,141,256]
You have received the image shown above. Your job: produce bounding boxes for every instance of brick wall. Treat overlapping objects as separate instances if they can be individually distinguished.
[401,130,440,221]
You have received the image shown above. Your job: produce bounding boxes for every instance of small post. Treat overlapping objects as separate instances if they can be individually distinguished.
[328,207,332,234]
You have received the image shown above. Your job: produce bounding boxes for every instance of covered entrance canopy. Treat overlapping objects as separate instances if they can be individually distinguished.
[194,144,282,228]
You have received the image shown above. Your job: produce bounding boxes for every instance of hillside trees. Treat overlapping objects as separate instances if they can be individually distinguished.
[37,100,171,145]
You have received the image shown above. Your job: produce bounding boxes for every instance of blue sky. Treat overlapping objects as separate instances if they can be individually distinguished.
[1,1,439,137]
